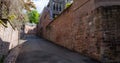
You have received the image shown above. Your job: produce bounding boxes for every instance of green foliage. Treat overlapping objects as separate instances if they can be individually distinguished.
[65,3,72,8]
[28,10,40,24]
[8,14,17,21]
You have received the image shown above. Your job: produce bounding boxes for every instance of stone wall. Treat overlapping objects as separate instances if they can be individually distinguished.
[0,0,23,61]
[37,0,120,62]
[0,22,18,60]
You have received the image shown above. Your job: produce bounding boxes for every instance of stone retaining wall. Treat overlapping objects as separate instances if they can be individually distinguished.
[0,0,24,62]
[0,22,19,60]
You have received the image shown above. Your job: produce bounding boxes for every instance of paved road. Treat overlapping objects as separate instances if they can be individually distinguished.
[16,35,99,63]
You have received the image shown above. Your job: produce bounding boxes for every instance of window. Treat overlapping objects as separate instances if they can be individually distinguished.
[59,5,62,11]
[56,4,58,11]
[53,4,55,10]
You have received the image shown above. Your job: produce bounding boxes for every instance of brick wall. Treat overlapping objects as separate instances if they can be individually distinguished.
[100,6,120,62]
[37,0,120,62]
[37,7,51,36]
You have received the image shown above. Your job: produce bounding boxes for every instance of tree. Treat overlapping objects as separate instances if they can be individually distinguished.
[22,0,36,11]
[28,10,40,24]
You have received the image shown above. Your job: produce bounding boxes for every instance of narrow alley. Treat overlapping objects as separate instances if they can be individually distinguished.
[0,0,120,63]
[16,35,99,63]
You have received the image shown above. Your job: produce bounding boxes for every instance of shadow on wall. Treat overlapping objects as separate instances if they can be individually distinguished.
[0,38,10,63]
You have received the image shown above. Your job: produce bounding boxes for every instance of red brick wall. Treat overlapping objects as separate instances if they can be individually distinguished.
[37,0,120,62]
[37,7,51,36]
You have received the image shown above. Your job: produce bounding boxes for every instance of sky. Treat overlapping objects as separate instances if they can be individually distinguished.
[33,0,49,13]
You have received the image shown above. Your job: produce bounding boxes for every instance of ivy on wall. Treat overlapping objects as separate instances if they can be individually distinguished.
[65,2,72,8]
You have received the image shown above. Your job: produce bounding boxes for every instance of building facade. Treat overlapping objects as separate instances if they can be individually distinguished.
[48,0,73,19]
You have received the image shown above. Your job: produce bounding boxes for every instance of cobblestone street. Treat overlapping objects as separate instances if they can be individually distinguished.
[16,35,99,63]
